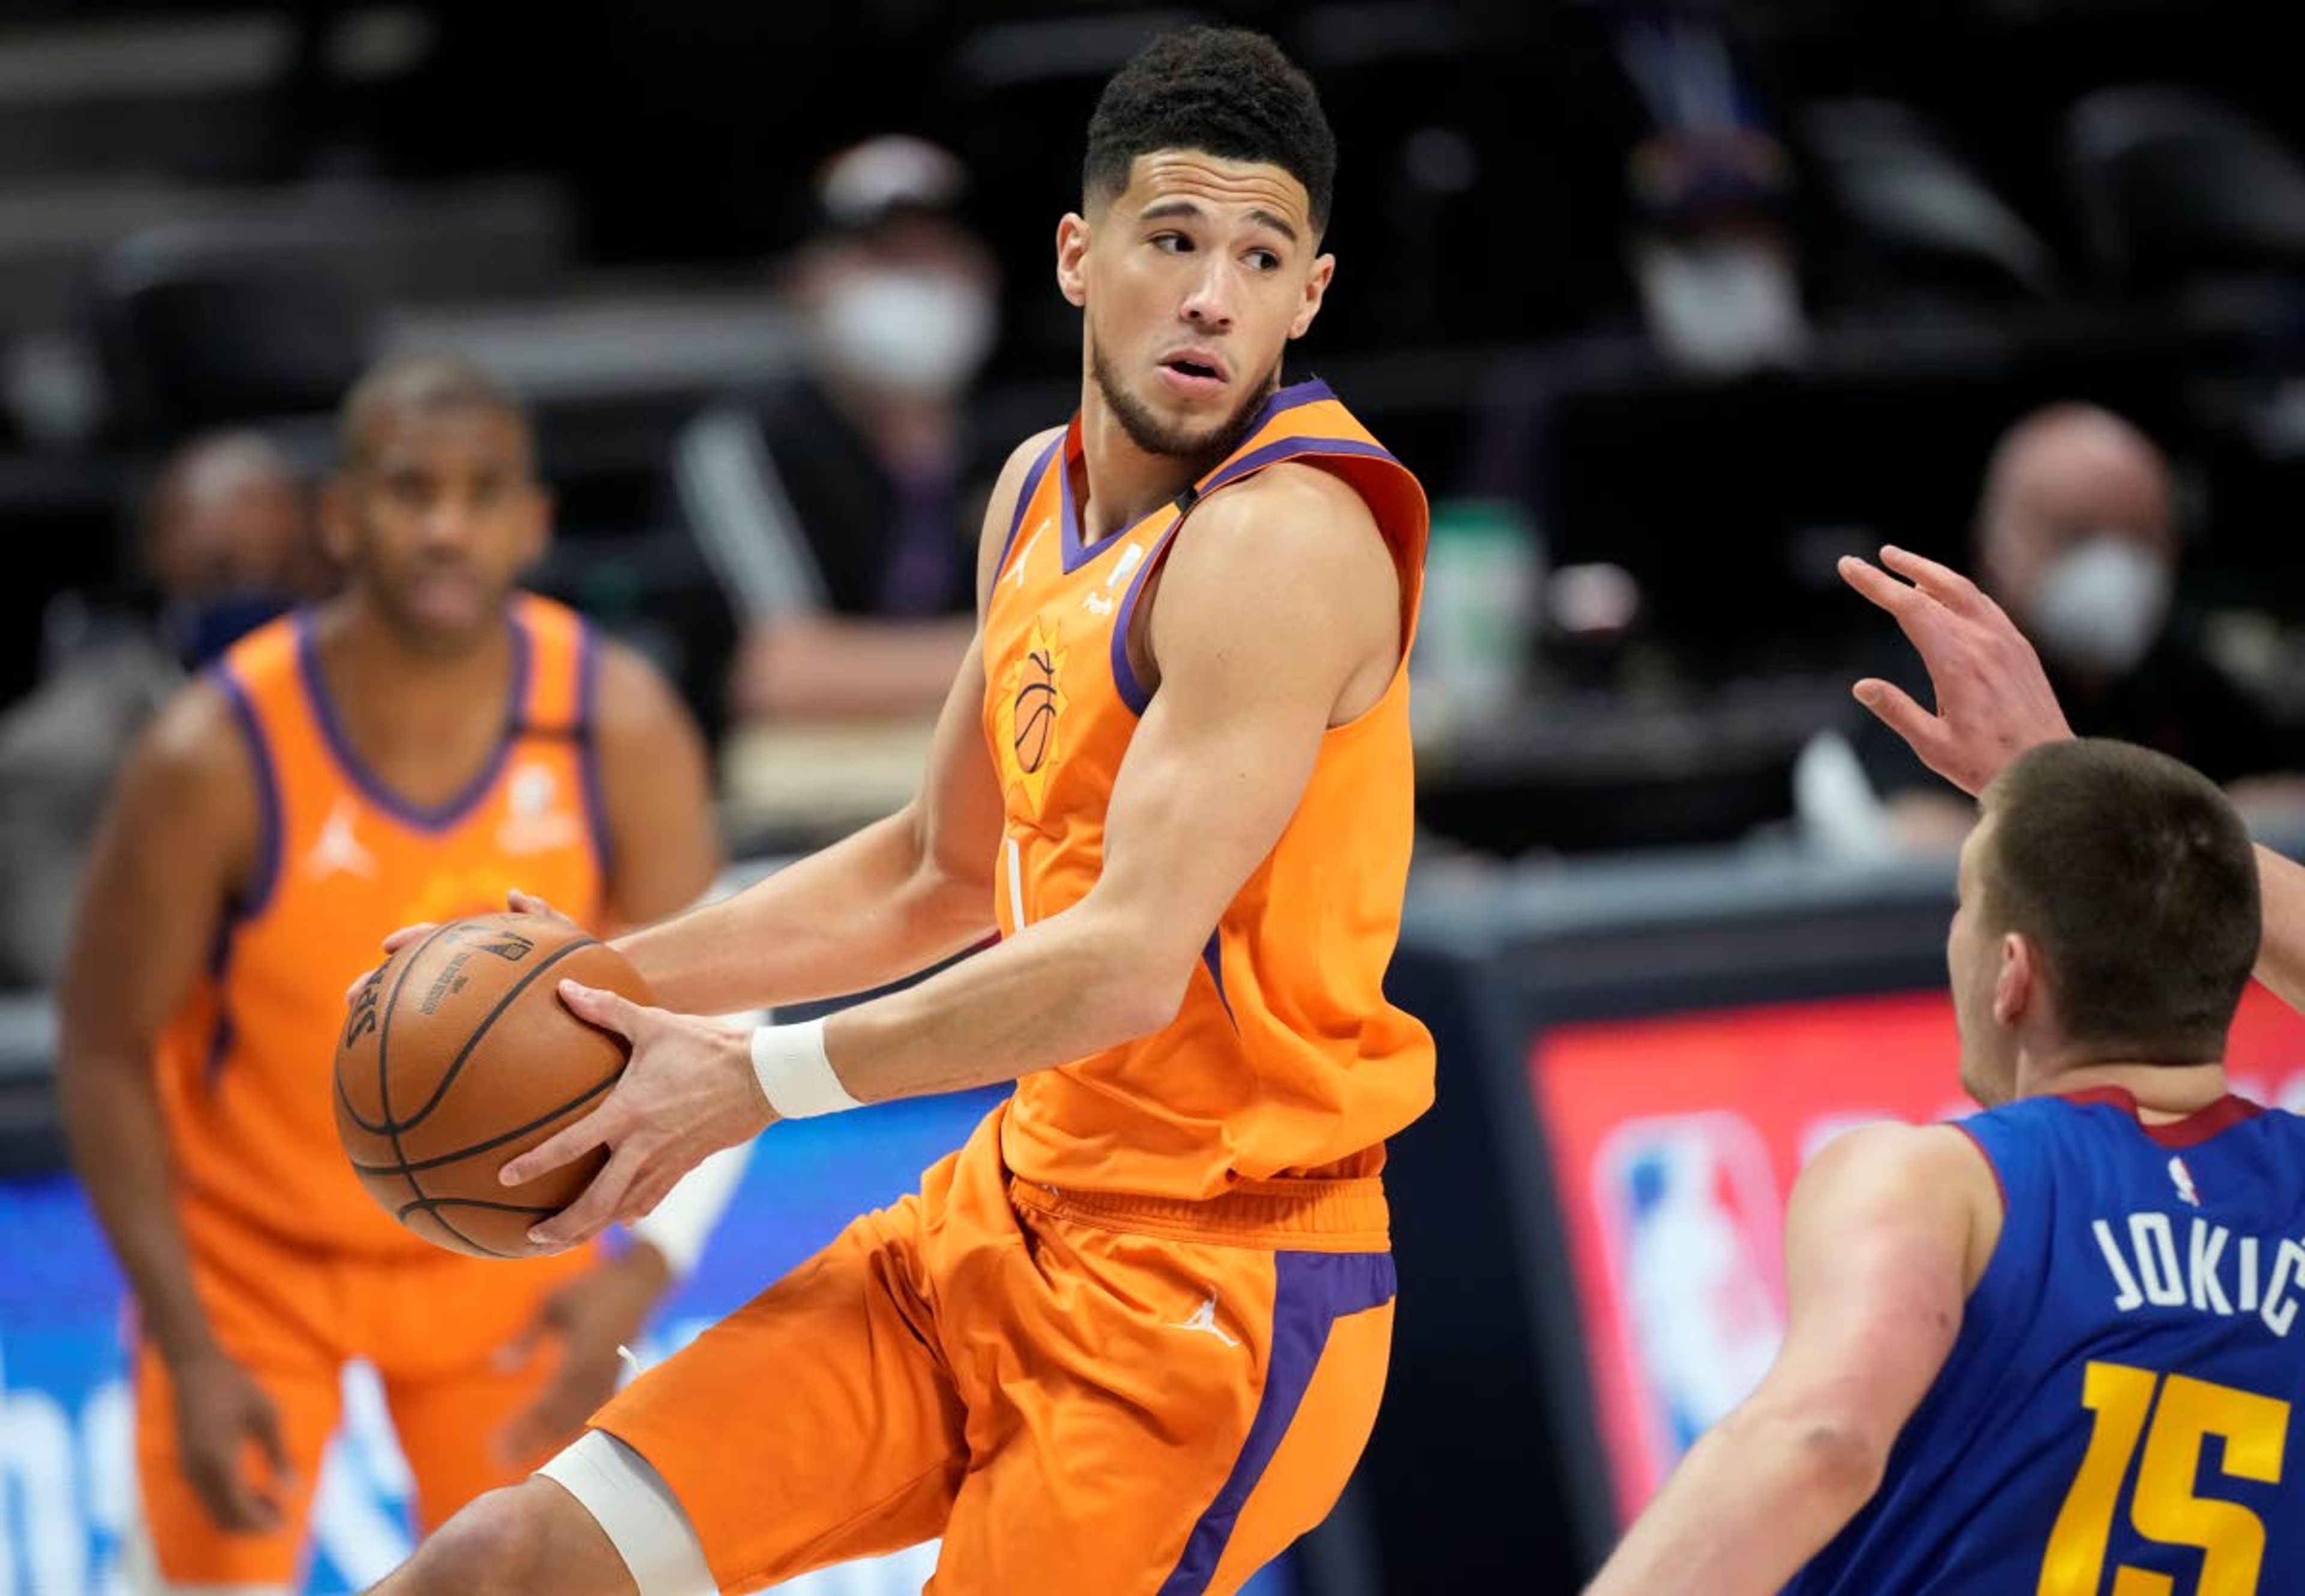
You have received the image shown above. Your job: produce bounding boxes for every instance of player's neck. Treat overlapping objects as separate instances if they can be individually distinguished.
[316,592,516,706]
[1074,394,1208,544]
[2029,1058,2230,1122]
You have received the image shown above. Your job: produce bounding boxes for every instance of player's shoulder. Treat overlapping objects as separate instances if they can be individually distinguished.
[1168,460,1388,592]
[117,672,260,822]
[585,632,693,740]
[1800,1119,1998,1209]
[987,426,1065,521]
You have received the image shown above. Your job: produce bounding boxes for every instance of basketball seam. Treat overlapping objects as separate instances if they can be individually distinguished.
[373,922,489,1255]
[346,1064,622,1175]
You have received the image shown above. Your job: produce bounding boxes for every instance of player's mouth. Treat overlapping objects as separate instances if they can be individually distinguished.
[1156,349,1229,400]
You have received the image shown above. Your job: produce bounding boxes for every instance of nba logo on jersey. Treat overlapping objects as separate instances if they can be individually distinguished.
[2169,1154,2202,1206]
[1595,1113,1785,1480]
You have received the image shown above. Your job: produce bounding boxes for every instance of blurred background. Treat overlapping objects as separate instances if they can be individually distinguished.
[7,0,2305,1591]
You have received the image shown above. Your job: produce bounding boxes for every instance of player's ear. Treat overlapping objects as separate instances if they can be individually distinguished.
[1289,251,1335,341]
[520,484,553,567]
[1056,213,1091,308]
[318,477,356,565]
[1992,932,2034,1028]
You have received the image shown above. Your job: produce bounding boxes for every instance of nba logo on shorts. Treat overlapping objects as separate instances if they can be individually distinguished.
[1594,1113,1785,1487]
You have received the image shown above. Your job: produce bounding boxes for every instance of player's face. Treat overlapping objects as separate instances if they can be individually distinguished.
[1059,151,1334,462]
[325,406,547,652]
[1949,818,2017,1106]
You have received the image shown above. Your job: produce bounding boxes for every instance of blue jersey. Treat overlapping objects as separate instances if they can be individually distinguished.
[1789,1088,2305,1596]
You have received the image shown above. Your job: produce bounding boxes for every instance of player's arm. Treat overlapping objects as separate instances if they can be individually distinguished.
[1583,1123,1999,1595]
[607,431,1056,1016]
[1840,545,2305,1013]
[591,639,722,930]
[57,683,291,1529]
[513,463,1400,1247]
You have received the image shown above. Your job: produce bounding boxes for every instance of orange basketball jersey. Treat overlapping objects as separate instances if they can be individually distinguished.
[982,378,1435,1202]
[158,595,610,1256]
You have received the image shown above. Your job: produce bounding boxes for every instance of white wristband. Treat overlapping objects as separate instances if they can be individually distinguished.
[749,1019,865,1119]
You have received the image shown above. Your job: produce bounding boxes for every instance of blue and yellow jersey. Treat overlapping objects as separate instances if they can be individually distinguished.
[1791,1086,2305,1595]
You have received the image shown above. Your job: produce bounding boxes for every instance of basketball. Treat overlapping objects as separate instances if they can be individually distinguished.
[333,912,652,1259]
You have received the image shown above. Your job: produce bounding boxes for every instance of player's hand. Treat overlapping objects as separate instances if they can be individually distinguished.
[169,1349,296,1534]
[504,983,772,1253]
[490,1242,671,1465]
[340,888,577,1005]
[1839,545,2074,796]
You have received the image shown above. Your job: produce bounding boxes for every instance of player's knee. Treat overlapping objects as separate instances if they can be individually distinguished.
[393,1481,565,1596]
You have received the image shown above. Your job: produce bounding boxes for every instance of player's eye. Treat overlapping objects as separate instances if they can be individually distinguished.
[1247,248,1283,271]
[1150,232,1193,254]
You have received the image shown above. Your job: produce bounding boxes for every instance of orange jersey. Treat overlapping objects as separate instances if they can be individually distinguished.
[157,594,610,1256]
[981,379,1434,1201]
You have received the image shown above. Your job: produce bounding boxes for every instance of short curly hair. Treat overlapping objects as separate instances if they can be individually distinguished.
[1083,26,1336,235]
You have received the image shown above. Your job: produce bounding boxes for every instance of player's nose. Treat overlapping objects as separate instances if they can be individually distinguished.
[1180,264,1237,331]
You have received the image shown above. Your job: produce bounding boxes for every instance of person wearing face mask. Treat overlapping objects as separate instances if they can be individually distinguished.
[1847,403,2305,851]
[0,432,325,987]
[672,134,1001,735]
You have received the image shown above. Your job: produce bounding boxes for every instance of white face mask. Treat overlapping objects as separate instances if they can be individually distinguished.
[1633,236,1807,375]
[2028,535,2172,677]
[815,268,995,397]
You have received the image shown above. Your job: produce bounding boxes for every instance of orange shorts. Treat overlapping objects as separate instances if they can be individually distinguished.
[136,1207,596,1586]
[594,1105,1396,1595]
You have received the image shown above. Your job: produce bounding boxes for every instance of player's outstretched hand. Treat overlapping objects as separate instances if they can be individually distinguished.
[504,981,774,1253]
[170,1349,296,1534]
[339,888,577,1005]
[1839,545,2074,796]
[490,1242,671,1465]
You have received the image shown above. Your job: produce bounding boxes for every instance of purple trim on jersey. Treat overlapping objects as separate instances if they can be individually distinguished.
[213,663,282,920]
[1158,1250,1397,1595]
[1107,430,1402,717]
[574,619,615,886]
[1107,512,1175,715]
[295,609,531,833]
[1200,436,1398,498]
[1201,932,1237,1031]
[995,435,1064,579]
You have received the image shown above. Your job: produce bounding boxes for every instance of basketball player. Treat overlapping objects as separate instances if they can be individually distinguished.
[58,356,721,1592]
[362,26,1432,1596]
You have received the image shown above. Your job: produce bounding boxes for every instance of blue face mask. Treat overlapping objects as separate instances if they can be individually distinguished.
[163,591,291,669]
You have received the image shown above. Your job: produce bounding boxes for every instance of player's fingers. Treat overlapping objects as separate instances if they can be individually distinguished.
[1879,545,1986,613]
[343,965,382,1007]
[379,920,438,956]
[1851,679,1948,765]
[527,1152,638,1251]
[558,978,645,1041]
[247,1393,292,1484]
[508,888,577,928]
[1836,553,1921,616]
[499,1107,615,1188]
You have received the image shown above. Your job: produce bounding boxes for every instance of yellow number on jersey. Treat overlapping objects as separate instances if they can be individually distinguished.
[2038,1360,2290,1595]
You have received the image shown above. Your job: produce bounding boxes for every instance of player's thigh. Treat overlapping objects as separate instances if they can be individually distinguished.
[930,1233,1395,1596]
[133,1339,340,1588]
[591,1199,969,1594]
[383,1355,550,1534]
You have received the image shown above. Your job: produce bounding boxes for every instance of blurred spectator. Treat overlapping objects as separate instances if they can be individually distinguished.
[673,134,996,729]
[1611,6,1809,375]
[0,433,321,987]
[1846,403,2305,849]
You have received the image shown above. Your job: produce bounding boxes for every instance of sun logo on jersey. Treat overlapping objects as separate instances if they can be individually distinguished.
[996,616,1067,812]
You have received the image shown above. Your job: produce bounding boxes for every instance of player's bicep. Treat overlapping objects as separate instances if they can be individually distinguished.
[1759,1125,1987,1453]
[593,645,721,927]
[1092,490,1388,973]
[59,689,254,1062]
[909,631,1003,899]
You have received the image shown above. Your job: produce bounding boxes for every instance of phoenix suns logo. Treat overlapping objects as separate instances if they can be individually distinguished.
[996,616,1067,810]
